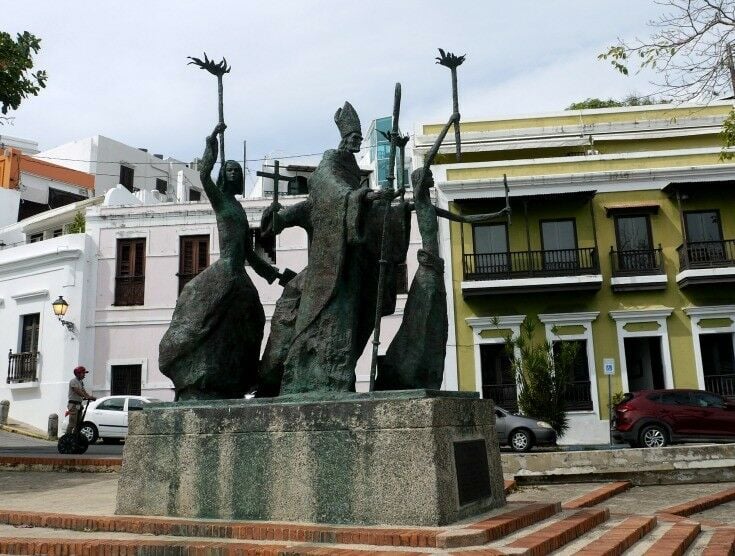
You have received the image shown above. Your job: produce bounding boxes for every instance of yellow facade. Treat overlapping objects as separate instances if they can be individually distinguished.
[425,101,735,444]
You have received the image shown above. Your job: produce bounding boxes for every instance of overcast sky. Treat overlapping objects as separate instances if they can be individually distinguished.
[5,1,664,188]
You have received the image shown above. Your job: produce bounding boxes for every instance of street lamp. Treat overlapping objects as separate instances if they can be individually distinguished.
[52,296,75,332]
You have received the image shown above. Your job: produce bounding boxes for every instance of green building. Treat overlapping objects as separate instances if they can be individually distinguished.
[415,101,735,444]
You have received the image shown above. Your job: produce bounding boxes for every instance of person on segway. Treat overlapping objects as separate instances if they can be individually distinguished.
[58,366,97,454]
[66,366,96,434]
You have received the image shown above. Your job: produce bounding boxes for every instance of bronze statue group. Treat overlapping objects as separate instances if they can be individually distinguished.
[159,53,509,400]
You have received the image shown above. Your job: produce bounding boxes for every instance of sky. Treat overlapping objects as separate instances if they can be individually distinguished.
[4,1,665,189]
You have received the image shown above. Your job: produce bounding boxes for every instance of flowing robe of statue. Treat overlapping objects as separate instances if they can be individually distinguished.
[259,147,410,394]
[159,125,278,400]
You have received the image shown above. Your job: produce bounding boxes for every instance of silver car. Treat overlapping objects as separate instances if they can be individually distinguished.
[494,407,557,452]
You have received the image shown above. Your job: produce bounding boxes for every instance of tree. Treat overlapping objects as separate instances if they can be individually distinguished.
[600,1,735,101]
[68,211,85,234]
[504,318,579,436]
[566,94,670,110]
[0,31,47,122]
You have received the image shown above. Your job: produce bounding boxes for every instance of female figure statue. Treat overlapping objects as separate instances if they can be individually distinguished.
[159,123,281,400]
[376,113,510,390]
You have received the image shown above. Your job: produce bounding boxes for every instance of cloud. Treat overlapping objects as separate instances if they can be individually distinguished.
[4,0,665,176]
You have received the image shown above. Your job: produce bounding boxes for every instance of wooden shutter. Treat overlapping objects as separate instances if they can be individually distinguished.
[20,314,40,353]
[178,235,209,293]
[115,238,146,305]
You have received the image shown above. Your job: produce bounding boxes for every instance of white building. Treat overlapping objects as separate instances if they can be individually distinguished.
[36,136,204,202]
[0,229,96,431]
[0,134,39,155]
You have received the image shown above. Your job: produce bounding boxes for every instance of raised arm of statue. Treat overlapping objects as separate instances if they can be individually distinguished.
[200,124,225,210]
[434,206,510,224]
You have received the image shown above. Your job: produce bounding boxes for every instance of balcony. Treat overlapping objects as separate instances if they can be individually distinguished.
[462,247,602,296]
[704,373,735,398]
[483,383,518,413]
[7,350,39,383]
[564,380,594,411]
[609,247,667,292]
[676,239,735,288]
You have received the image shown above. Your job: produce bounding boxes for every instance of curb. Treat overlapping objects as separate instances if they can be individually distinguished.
[0,456,121,473]
[0,423,52,442]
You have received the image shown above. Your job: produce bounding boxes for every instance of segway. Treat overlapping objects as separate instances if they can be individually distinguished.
[57,400,90,454]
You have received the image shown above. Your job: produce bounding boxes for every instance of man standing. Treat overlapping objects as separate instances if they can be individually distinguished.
[67,366,96,435]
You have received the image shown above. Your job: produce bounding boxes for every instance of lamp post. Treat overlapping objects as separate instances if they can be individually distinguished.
[52,296,75,332]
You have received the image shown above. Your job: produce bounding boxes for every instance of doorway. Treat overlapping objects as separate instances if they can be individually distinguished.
[480,344,517,412]
[699,333,735,396]
[624,337,665,392]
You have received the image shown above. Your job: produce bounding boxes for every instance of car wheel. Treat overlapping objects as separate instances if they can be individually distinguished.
[639,424,668,448]
[509,429,533,452]
[79,422,98,444]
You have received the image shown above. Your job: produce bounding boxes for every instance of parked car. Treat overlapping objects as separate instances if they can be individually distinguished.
[63,395,158,444]
[494,407,557,452]
[612,389,735,448]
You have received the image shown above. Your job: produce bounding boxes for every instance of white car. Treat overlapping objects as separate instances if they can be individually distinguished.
[64,395,158,444]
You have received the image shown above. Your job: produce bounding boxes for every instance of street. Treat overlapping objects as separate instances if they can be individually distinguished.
[0,430,123,457]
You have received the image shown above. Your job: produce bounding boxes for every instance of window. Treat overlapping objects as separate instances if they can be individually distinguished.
[659,392,691,405]
[685,210,725,263]
[553,340,593,411]
[97,397,126,411]
[20,313,40,353]
[179,235,209,293]
[189,189,201,202]
[115,238,146,306]
[128,398,145,411]
[614,214,655,271]
[541,219,578,270]
[119,165,135,192]
[474,223,509,274]
[395,262,408,295]
[29,233,44,243]
[155,179,167,195]
[110,365,142,396]
[52,229,63,238]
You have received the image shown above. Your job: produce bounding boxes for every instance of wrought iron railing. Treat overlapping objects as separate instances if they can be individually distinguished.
[114,275,145,306]
[610,246,664,276]
[7,350,39,383]
[564,380,593,411]
[483,383,518,413]
[677,239,735,270]
[463,247,599,281]
[704,373,735,397]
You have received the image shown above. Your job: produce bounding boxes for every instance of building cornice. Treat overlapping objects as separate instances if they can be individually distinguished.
[437,161,735,201]
[538,312,599,325]
[0,247,83,276]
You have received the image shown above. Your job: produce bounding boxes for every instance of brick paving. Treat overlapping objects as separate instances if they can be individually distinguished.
[0,473,735,554]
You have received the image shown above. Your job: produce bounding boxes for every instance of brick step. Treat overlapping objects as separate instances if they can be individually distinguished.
[0,509,439,548]
[660,487,735,517]
[437,503,560,549]
[642,520,701,556]
[561,481,632,510]
[702,528,735,556]
[499,508,610,555]
[573,515,656,555]
[0,536,429,555]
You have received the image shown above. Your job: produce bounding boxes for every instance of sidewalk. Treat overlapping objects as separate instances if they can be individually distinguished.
[0,419,51,442]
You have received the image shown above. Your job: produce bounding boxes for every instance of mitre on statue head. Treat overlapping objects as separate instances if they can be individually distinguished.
[334,101,362,138]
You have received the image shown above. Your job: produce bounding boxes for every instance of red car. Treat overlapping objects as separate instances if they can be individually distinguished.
[612,389,735,448]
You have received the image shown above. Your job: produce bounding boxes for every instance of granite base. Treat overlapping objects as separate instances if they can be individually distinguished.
[116,390,505,526]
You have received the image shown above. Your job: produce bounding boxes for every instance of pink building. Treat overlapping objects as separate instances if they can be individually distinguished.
[85,191,424,399]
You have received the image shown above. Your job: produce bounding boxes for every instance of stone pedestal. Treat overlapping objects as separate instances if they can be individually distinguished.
[116,390,505,526]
